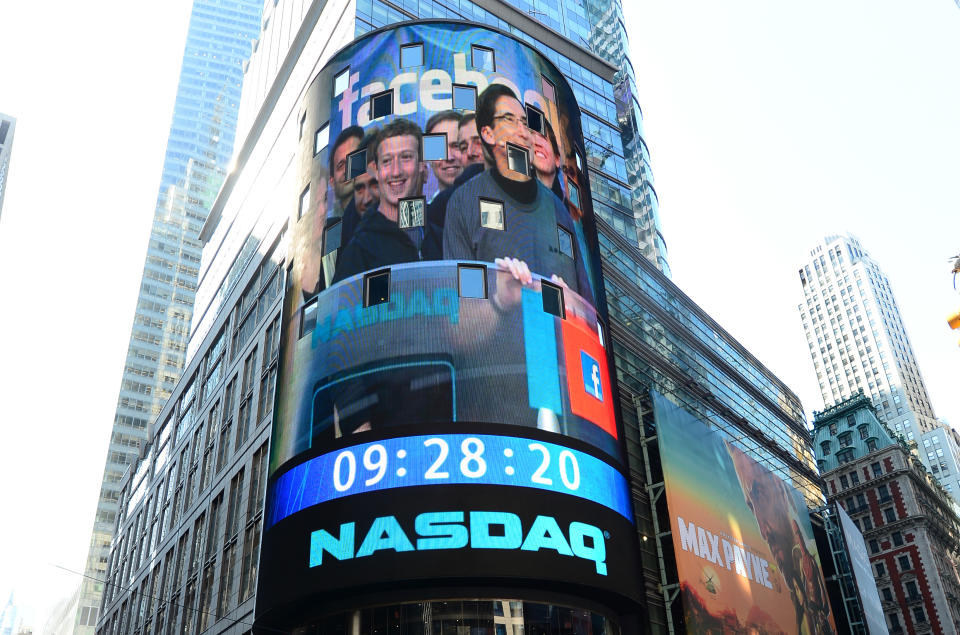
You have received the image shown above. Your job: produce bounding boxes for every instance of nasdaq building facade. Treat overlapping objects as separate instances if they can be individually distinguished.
[257,21,643,631]
[94,2,833,634]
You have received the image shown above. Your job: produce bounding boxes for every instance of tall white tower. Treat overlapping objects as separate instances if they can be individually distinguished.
[797,234,938,445]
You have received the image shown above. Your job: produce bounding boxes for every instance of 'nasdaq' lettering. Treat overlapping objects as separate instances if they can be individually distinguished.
[309,511,608,575]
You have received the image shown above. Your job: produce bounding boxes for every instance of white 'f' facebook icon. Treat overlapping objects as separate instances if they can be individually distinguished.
[580,351,603,401]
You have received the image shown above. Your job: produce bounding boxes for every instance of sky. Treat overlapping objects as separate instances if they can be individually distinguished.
[0,0,958,630]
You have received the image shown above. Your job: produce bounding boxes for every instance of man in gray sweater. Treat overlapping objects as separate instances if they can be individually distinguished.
[443,84,593,306]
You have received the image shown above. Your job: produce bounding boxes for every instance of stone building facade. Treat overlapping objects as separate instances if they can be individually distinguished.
[815,393,960,634]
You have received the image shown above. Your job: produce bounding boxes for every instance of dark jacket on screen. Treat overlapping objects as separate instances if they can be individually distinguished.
[331,207,420,283]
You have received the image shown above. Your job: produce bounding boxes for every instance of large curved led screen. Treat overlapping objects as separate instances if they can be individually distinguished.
[258,21,639,628]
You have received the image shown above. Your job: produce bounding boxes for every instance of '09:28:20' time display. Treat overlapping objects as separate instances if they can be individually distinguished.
[267,433,631,526]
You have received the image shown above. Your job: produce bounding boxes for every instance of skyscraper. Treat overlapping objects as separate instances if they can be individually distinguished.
[94,2,836,634]
[74,1,262,631]
[798,234,938,445]
[0,113,15,221]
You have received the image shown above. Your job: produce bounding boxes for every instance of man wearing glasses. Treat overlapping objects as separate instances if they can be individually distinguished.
[442,84,593,305]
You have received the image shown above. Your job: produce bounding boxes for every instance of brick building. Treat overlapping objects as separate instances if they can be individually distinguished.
[814,393,960,634]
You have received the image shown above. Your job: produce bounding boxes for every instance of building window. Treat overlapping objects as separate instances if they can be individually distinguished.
[525,104,545,135]
[872,461,883,477]
[364,270,390,307]
[568,181,581,208]
[903,580,919,602]
[862,515,872,530]
[471,44,495,71]
[557,226,574,258]
[505,142,529,176]
[371,89,393,119]
[400,43,423,68]
[346,148,367,180]
[314,122,329,155]
[913,607,926,623]
[422,134,447,161]
[869,539,880,554]
[300,298,318,338]
[299,112,306,139]
[323,219,341,256]
[458,265,486,299]
[877,483,890,502]
[876,562,886,577]
[820,440,831,455]
[541,281,565,319]
[479,199,504,231]
[829,423,838,435]
[398,197,425,229]
[898,554,911,571]
[452,84,477,111]
[840,474,849,489]
[334,68,350,96]
[838,432,852,447]
[892,531,903,546]
[850,471,860,485]
[540,75,556,102]
[884,508,896,523]
[881,587,893,602]
[867,438,878,452]
[847,414,856,427]
[298,184,310,219]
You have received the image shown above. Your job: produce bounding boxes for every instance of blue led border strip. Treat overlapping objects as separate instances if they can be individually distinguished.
[268,433,632,527]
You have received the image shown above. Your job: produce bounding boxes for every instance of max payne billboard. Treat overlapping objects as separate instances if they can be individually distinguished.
[654,393,836,634]
[256,21,641,628]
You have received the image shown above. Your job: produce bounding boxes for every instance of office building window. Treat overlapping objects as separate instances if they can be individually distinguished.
[479,199,504,231]
[541,281,564,319]
[423,134,447,161]
[452,84,477,111]
[471,45,495,71]
[371,90,393,119]
[898,554,911,571]
[398,197,425,229]
[314,122,329,155]
[334,68,350,96]
[298,184,310,220]
[400,43,423,68]
[346,149,367,180]
[458,265,486,299]
[364,270,390,307]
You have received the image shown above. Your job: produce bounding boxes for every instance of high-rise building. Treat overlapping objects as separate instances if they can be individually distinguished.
[94,3,839,634]
[0,113,15,221]
[814,393,960,634]
[74,1,263,631]
[798,234,939,447]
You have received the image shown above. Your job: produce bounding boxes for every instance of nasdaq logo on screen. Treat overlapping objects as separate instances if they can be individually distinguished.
[580,351,603,402]
[309,510,608,575]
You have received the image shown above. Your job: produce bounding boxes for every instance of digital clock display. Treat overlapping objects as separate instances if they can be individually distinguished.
[267,433,631,527]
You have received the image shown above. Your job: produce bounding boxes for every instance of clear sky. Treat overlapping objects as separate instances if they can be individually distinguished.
[0,0,958,629]
[623,0,960,426]
[0,0,194,628]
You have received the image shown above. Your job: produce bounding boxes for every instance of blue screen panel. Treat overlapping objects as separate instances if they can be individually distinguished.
[268,433,631,527]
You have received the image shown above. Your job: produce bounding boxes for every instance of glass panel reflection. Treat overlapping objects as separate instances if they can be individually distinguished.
[290,599,618,635]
